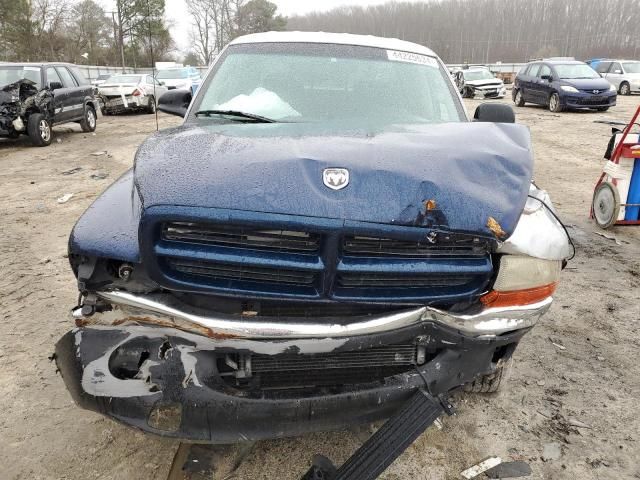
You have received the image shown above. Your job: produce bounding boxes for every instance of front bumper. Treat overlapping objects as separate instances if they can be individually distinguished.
[101,95,150,112]
[54,292,550,442]
[472,86,507,98]
[562,91,617,108]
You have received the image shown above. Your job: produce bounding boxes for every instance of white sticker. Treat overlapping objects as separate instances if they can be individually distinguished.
[386,50,438,68]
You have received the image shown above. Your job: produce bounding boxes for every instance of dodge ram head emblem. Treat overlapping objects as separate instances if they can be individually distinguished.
[323,168,349,190]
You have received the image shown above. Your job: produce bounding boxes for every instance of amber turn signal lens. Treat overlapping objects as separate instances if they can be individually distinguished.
[480,282,558,308]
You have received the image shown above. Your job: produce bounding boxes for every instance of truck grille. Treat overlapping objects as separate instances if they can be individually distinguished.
[168,259,318,286]
[163,222,320,254]
[145,212,494,303]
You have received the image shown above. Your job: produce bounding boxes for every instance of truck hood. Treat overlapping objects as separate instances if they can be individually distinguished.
[134,121,533,236]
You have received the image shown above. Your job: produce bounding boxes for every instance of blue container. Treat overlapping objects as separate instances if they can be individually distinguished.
[624,158,640,221]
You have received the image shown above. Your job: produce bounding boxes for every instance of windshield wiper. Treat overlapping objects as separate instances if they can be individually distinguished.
[194,109,277,123]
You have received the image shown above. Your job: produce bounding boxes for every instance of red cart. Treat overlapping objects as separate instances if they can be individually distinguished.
[591,104,640,228]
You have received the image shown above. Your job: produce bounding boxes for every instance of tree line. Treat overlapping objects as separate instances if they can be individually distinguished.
[0,0,286,67]
[287,0,640,63]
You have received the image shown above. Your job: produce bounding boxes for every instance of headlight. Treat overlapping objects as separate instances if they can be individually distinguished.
[481,256,561,307]
[560,86,579,93]
[609,83,617,92]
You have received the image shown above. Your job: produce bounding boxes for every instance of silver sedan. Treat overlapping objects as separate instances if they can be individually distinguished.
[98,74,168,114]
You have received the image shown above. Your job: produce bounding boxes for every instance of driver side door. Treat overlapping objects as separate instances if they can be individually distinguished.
[46,66,71,124]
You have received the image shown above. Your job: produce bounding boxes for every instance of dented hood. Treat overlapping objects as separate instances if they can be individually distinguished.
[134,121,533,236]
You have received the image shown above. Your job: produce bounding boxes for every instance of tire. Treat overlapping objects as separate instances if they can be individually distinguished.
[514,89,525,107]
[548,92,563,112]
[27,113,52,147]
[465,358,511,394]
[101,107,111,116]
[592,181,620,229]
[80,105,97,132]
[146,96,156,114]
[619,82,631,96]
[462,87,474,99]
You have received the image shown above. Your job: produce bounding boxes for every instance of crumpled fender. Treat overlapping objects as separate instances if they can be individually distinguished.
[497,183,573,261]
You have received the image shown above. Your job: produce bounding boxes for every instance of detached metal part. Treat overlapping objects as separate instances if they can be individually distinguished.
[73,289,551,339]
[497,183,573,261]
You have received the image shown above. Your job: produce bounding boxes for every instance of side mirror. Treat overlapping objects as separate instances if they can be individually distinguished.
[541,74,553,81]
[473,103,515,123]
[49,81,63,90]
[158,89,192,117]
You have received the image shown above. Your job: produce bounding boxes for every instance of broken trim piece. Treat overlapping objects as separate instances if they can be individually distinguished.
[72,290,552,339]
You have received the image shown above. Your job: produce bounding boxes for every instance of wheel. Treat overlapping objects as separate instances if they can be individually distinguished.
[596,107,609,112]
[146,96,156,114]
[514,89,525,107]
[619,82,631,96]
[101,107,112,116]
[462,87,474,98]
[465,358,512,393]
[27,113,52,147]
[549,92,563,112]
[80,105,97,132]
[592,181,620,229]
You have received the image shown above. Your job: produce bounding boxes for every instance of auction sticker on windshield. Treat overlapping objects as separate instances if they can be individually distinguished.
[387,50,438,68]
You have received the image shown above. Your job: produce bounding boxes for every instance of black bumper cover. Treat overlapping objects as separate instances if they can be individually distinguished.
[55,323,526,443]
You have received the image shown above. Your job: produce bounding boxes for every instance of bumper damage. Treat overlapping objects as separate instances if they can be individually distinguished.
[54,292,548,442]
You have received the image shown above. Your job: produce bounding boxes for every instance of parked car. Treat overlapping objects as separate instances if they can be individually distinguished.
[91,73,113,87]
[55,32,571,443]
[454,66,507,98]
[513,59,616,112]
[589,59,640,96]
[156,67,201,94]
[98,74,168,115]
[0,62,98,146]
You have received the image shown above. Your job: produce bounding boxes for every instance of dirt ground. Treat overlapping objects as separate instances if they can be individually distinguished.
[1,95,639,480]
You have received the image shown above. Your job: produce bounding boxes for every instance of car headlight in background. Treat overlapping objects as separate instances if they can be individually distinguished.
[560,86,579,93]
[481,255,561,307]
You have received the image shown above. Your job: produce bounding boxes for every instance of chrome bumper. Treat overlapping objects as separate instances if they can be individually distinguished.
[73,290,552,339]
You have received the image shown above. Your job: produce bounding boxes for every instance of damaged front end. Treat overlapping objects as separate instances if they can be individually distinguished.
[57,293,543,442]
[0,79,53,138]
[55,179,570,442]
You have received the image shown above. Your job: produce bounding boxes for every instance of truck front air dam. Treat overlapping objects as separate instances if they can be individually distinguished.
[54,295,545,442]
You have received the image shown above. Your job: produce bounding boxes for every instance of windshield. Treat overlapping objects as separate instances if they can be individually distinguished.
[464,70,495,81]
[157,69,188,79]
[622,62,640,74]
[106,75,142,83]
[194,43,463,124]
[0,66,42,89]
[554,63,600,79]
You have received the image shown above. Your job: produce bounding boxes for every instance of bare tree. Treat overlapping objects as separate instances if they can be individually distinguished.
[188,0,217,65]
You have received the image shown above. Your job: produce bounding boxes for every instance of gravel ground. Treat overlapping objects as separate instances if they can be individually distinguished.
[1,96,639,479]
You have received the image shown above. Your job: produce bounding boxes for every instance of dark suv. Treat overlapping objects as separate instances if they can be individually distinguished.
[512,59,616,112]
[0,62,98,146]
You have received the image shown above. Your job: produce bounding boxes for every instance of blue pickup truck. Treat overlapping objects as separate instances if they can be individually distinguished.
[55,32,572,443]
